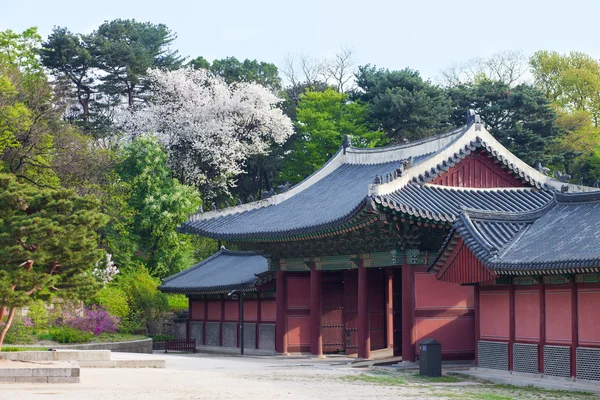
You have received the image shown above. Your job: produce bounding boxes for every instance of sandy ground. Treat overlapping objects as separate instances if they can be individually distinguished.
[0,353,593,400]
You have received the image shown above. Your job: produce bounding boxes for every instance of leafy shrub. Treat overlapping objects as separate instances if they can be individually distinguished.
[149,334,175,342]
[167,294,188,311]
[63,306,119,335]
[49,327,93,344]
[28,300,49,330]
[1,346,50,352]
[2,318,33,344]
[92,286,130,320]
[118,267,168,334]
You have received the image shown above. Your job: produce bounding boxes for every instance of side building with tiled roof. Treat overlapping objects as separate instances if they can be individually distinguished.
[430,190,600,381]
[164,111,598,364]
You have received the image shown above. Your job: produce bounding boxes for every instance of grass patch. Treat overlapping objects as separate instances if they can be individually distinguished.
[409,373,462,383]
[1,346,50,352]
[343,372,407,386]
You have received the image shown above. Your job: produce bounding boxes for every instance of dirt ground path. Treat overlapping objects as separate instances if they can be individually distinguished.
[0,353,593,400]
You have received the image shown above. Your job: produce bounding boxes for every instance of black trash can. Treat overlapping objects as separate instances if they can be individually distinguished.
[419,338,441,377]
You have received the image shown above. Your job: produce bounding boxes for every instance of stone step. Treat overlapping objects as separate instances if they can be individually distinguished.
[78,359,165,368]
[0,350,111,362]
[0,360,79,383]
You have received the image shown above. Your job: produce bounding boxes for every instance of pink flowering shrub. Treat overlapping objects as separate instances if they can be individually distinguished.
[61,306,119,335]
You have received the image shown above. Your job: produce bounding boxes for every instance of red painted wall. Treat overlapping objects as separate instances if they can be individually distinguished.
[287,278,310,308]
[545,289,572,344]
[578,288,600,346]
[190,300,204,320]
[288,316,310,346]
[207,301,222,321]
[244,300,258,322]
[515,290,540,341]
[415,273,474,309]
[415,317,474,354]
[480,290,509,340]
[224,300,238,321]
[431,151,526,188]
[414,272,475,355]
[261,300,276,322]
[436,239,496,284]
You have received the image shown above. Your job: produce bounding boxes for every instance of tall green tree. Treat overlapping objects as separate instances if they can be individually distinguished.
[89,19,183,106]
[189,56,282,93]
[115,137,203,277]
[352,65,452,142]
[40,27,94,124]
[0,173,108,349]
[447,79,563,167]
[281,88,387,183]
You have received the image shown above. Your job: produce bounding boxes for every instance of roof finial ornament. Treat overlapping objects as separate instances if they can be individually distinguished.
[536,161,550,176]
[342,135,352,155]
[594,180,599,188]
[375,175,382,184]
[561,184,569,193]
[198,204,203,213]
[224,200,230,208]
[248,195,254,202]
[211,202,217,211]
[555,170,571,183]
[236,198,243,206]
[261,188,275,199]
[466,109,482,131]
[277,182,291,193]
[578,177,584,186]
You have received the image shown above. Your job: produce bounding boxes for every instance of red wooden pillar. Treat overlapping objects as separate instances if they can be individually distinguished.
[275,270,288,354]
[539,281,545,374]
[256,296,262,350]
[474,284,480,366]
[386,269,394,350]
[186,296,192,341]
[220,297,225,347]
[508,284,515,371]
[310,263,324,357]
[203,296,208,345]
[358,259,371,359]
[401,264,415,362]
[571,280,579,377]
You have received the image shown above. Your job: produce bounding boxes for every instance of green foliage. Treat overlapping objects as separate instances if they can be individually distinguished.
[48,327,93,343]
[447,79,563,167]
[1,346,49,352]
[118,267,169,334]
[167,294,188,311]
[89,19,183,106]
[281,88,387,183]
[3,318,33,344]
[353,65,452,142]
[190,56,282,92]
[115,137,202,277]
[91,286,130,320]
[148,333,175,342]
[0,27,43,74]
[27,300,49,329]
[0,173,107,348]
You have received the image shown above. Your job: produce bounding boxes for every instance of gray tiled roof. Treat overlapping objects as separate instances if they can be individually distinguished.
[374,183,553,222]
[158,249,268,294]
[179,121,591,241]
[432,191,600,275]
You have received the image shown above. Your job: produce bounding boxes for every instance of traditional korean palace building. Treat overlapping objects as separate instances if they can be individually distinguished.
[160,113,600,381]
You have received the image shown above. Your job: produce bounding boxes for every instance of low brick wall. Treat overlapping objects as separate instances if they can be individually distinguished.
[52,339,153,354]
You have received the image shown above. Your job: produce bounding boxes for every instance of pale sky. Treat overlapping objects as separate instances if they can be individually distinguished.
[3,0,600,80]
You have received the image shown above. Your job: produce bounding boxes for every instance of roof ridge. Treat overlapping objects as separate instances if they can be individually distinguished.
[555,189,600,203]
[461,200,556,223]
[160,249,224,283]
[423,184,541,192]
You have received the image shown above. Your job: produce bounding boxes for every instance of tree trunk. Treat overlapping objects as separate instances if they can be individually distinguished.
[0,308,16,351]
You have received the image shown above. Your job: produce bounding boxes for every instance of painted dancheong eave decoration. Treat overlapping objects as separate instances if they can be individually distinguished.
[179,117,588,243]
[430,190,600,283]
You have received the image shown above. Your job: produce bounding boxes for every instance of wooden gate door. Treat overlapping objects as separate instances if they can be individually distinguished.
[343,269,358,354]
[321,272,345,353]
[393,269,402,356]
[369,269,386,351]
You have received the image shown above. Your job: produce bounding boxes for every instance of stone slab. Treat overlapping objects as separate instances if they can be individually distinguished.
[222,323,238,348]
[206,322,220,346]
[243,323,256,350]
[190,322,203,343]
[15,376,48,383]
[259,324,275,351]
[48,376,80,383]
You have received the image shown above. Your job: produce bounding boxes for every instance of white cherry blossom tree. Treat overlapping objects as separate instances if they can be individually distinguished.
[116,68,293,197]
